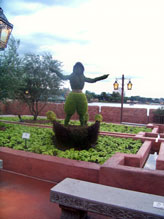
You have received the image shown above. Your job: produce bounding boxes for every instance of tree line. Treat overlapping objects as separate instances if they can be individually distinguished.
[85,90,163,104]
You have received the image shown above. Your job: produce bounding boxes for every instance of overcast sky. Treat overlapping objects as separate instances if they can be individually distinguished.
[2,0,164,98]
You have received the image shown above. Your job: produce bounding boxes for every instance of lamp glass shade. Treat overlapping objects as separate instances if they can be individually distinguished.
[113,80,119,90]
[127,80,132,90]
[0,8,13,50]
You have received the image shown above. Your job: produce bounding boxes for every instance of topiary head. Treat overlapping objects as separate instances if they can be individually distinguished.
[73,62,84,75]
[46,111,56,122]
[95,114,103,122]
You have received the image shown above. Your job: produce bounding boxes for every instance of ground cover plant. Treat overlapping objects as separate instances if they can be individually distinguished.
[0,116,152,134]
[0,123,142,164]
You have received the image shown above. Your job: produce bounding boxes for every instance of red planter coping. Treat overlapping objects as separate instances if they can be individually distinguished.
[124,140,152,168]
[156,142,164,170]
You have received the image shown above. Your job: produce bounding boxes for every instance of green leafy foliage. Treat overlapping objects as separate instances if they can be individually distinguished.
[0,116,152,134]
[0,37,63,119]
[99,122,152,134]
[46,111,56,122]
[0,123,142,164]
[0,37,22,101]
[95,114,103,122]
[153,107,164,116]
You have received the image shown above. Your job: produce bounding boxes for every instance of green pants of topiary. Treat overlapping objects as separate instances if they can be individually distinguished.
[64,92,88,126]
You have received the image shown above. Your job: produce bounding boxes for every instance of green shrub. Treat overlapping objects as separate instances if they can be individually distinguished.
[46,111,56,122]
[153,107,164,116]
[95,114,103,122]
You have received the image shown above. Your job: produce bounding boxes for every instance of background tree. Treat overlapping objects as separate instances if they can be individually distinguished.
[0,37,22,101]
[0,37,63,120]
[85,90,99,102]
[109,92,121,102]
[15,53,63,120]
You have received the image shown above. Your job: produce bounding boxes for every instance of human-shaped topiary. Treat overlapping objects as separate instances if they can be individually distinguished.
[50,62,109,126]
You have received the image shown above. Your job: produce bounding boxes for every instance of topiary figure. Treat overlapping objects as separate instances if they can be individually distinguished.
[64,92,88,126]
[50,62,109,126]
[95,114,103,122]
[84,112,89,125]
[46,111,56,122]
[53,120,100,150]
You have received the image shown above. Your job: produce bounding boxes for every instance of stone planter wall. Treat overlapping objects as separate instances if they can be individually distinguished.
[0,147,100,183]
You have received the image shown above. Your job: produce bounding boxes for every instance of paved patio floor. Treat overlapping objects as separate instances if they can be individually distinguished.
[0,170,108,219]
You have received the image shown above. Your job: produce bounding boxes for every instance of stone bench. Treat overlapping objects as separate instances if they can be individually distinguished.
[50,178,164,219]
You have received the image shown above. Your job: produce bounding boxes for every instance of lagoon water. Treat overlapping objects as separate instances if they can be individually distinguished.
[88,102,163,116]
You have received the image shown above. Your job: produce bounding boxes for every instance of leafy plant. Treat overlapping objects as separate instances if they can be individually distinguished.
[153,107,164,116]
[95,114,103,122]
[0,116,152,134]
[46,111,56,122]
[0,123,143,164]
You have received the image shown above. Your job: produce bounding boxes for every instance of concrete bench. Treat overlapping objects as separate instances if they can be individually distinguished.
[50,178,164,219]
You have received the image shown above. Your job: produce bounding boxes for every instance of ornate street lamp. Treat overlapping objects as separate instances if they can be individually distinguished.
[127,80,132,90]
[113,74,133,123]
[0,8,13,50]
[113,80,119,90]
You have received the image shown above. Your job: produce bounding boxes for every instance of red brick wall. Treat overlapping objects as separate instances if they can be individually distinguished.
[149,109,156,123]
[1,101,150,124]
[122,108,148,124]
[101,106,148,124]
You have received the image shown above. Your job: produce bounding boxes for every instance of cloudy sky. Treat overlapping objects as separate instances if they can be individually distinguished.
[2,0,164,98]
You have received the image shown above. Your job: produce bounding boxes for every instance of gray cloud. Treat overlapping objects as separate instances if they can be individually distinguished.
[21,0,83,6]
[2,0,87,16]
[16,38,41,54]
[16,32,88,55]
[32,32,89,45]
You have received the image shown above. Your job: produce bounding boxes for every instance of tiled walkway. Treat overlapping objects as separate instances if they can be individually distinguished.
[0,170,108,219]
[0,170,60,219]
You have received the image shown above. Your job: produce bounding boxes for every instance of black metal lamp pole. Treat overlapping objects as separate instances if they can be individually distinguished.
[120,74,124,123]
[113,75,132,123]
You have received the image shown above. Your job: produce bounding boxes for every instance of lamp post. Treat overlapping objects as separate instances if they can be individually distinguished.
[0,8,13,50]
[113,74,132,123]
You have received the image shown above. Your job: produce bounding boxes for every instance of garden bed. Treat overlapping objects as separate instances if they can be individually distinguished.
[1,119,164,196]
[0,123,142,164]
[1,139,164,196]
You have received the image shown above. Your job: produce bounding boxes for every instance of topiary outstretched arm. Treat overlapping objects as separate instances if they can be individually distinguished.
[50,67,71,80]
[84,74,109,83]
